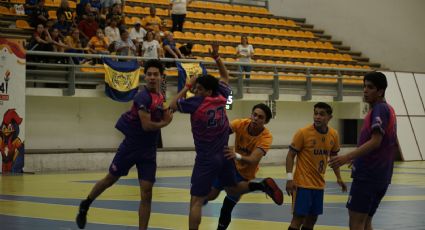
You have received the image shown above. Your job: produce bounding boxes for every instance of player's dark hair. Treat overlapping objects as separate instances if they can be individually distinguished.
[196,74,219,94]
[314,102,333,115]
[363,71,388,97]
[144,59,164,75]
[252,103,272,123]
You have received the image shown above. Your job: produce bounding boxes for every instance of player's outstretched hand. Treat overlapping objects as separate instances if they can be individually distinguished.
[285,180,297,196]
[329,154,351,169]
[337,179,347,192]
[209,41,220,59]
[224,146,236,160]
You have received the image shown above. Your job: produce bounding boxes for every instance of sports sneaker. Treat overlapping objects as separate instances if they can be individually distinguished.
[261,177,284,205]
[76,202,88,229]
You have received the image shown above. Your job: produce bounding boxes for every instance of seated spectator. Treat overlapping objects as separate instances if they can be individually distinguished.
[114,29,136,56]
[154,32,164,58]
[141,6,161,33]
[78,2,99,21]
[45,19,55,32]
[49,28,68,53]
[106,3,124,29]
[142,31,161,59]
[28,24,53,51]
[77,0,101,19]
[64,28,85,63]
[87,28,109,54]
[54,13,71,38]
[178,42,193,58]
[57,0,75,26]
[129,20,146,55]
[31,0,49,27]
[78,13,99,45]
[163,32,184,59]
[104,18,120,43]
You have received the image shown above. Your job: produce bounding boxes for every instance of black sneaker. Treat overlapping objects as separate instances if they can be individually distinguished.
[261,177,284,205]
[76,202,88,229]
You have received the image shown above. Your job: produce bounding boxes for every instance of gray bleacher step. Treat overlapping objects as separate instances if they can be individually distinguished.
[316,34,332,40]
[330,40,343,46]
[359,62,381,68]
[299,23,314,29]
[353,56,370,62]
[340,50,362,56]
[333,45,351,51]
[303,27,324,34]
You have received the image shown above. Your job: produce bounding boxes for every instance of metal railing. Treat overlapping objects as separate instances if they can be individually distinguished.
[26,50,368,101]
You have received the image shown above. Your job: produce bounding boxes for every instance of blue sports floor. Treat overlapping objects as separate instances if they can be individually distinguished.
[1,162,425,230]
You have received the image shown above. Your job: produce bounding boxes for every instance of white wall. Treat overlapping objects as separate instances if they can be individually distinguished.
[269,0,425,72]
[25,96,365,150]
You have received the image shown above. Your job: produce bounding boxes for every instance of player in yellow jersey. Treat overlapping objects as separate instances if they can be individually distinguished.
[286,102,347,230]
[206,103,283,230]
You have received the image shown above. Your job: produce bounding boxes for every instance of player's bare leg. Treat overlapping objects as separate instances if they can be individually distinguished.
[349,210,368,230]
[303,215,318,229]
[365,216,374,230]
[288,214,304,229]
[189,195,207,230]
[139,180,154,230]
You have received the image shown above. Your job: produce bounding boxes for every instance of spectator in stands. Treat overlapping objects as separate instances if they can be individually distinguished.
[236,35,254,79]
[56,0,75,26]
[114,29,137,56]
[64,28,86,63]
[154,32,165,58]
[54,13,71,38]
[163,32,184,67]
[87,28,110,54]
[78,13,99,45]
[141,6,162,33]
[105,18,120,43]
[28,24,53,51]
[129,20,147,55]
[142,31,161,59]
[77,0,101,19]
[169,0,193,32]
[24,0,38,16]
[49,28,68,53]
[44,19,55,32]
[179,42,193,58]
[106,3,124,29]
[31,0,49,27]
[78,2,99,21]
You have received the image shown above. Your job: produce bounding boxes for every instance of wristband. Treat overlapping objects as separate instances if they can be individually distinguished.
[235,153,242,160]
[185,83,192,89]
[287,172,293,180]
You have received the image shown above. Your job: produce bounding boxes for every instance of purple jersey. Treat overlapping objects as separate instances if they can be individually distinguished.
[352,102,397,184]
[177,81,231,155]
[115,87,164,147]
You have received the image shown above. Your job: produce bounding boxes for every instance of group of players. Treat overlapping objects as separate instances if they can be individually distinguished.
[75,42,397,230]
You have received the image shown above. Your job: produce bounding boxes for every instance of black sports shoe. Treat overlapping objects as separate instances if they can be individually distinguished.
[76,201,88,229]
[261,177,284,205]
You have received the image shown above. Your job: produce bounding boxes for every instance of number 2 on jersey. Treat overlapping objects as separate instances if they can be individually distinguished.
[207,106,225,128]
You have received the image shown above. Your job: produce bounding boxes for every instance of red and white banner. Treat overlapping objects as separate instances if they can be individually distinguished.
[0,38,26,173]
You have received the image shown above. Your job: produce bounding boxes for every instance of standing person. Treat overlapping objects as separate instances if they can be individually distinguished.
[31,0,49,27]
[142,31,161,59]
[207,103,283,230]
[169,42,283,230]
[75,59,173,230]
[286,102,347,230]
[236,35,254,80]
[329,72,397,230]
[168,0,193,32]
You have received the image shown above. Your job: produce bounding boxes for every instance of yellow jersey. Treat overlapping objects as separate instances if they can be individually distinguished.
[290,124,340,189]
[232,118,273,180]
[141,16,162,32]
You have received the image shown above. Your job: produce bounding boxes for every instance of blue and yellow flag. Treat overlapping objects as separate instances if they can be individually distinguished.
[176,62,207,98]
[103,58,141,102]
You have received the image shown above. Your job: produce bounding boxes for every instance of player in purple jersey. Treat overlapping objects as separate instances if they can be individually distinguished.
[169,42,283,230]
[329,72,397,230]
[76,59,173,230]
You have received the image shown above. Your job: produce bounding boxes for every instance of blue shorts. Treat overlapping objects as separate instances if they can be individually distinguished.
[292,187,324,216]
[109,137,157,183]
[346,180,389,216]
[191,153,237,197]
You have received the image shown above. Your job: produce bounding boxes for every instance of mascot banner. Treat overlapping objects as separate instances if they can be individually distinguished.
[0,38,25,174]
[176,62,207,98]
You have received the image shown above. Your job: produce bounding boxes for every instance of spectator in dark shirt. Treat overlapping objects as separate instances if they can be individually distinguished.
[179,42,193,58]
[24,0,38,16]
[56,0,74,25]
[54,13,71,38]
[31,0,49,27]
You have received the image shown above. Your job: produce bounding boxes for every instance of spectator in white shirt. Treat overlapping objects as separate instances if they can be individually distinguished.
[129,20,147,55]
[104,19,120,43]
[236,35,254,79]
[115,29,137,56]
[142,31,161,59]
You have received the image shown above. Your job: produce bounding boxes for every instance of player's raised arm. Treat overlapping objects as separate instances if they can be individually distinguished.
[209,41,229,84]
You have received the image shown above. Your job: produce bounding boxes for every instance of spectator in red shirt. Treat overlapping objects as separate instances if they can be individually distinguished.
[78,13,99,45]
